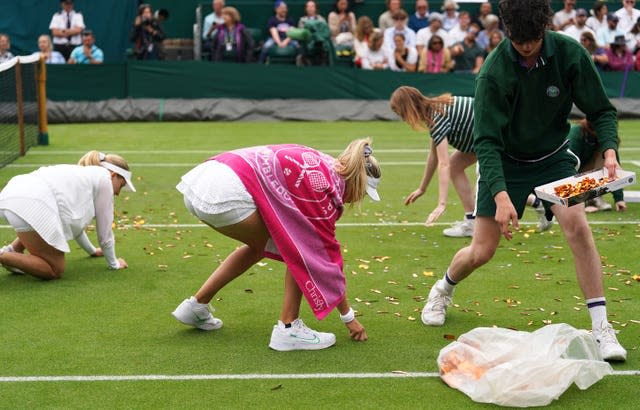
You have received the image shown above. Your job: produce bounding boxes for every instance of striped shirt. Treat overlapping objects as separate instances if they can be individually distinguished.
[429,96,475,153]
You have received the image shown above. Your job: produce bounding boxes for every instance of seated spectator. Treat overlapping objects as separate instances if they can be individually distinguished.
[447,10,471,45]
[614,0,640,33]
[441,0,460,32]
[450,24,484,74]
[259,1,297,63]
[383,9,417,50]
[130,3,166,60]
[298,0,326,28]
[418,34,453,73]
[35,34,65,64]
[0,33,14,63]
[416,12,449,54]
[472,1,493,29]
[580,31,608,69]
[49,0,85,61]
[68,30,103,64]
[154,8,170,60]
[564,8,595,42]
[596,14,624,48]
[587,1,609,33]
[626,16,640,52]
[203,0,225,51]
[361,31,388,70]
[476,14,502,50]
[328,0,356,46]
[408,0,430,32]
[388,33,417,71]
[604,35,634,71]
[211,6,254,63]
[354,16,376,67]
[379,0,403,31]
[484,29,504,55]
[553,0,577,31]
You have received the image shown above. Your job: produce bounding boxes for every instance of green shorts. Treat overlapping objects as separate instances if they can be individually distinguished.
[476,147,580,218]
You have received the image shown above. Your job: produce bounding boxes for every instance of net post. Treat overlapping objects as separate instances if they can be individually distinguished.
[37,56,49,145]
[15,59,25,156]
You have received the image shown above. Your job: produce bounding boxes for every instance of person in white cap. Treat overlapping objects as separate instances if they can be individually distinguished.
[171,139,380,351]
[0,151,134,279]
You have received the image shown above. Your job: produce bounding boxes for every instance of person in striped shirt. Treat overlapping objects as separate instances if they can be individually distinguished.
[390,85,477,237]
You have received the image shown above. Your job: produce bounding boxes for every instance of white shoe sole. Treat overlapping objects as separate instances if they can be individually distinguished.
[269,332,336,351]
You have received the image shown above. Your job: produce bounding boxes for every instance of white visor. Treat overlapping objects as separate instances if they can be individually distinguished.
[366,175,381,201]
[100,162,136,192]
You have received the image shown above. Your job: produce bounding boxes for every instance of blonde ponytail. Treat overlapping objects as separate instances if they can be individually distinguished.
[389,86,454,131]
[78,150,131,171]
[336,138,381,205]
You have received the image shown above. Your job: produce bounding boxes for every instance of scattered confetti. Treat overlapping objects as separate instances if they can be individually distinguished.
[423,271,434,277]
[443,334,456,340]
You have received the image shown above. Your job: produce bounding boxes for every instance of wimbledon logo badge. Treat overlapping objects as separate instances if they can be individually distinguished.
[546,85,560,98]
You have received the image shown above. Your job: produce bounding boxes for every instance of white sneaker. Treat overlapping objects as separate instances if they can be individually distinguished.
[0,245,24,274]
[171,296,223,330]
[268,318,336,351]
[592,196,612,211]
[421,280,452,326]
[534,203,553,232]
[0,245,14,256]
[442,219,474,237]
[593,321,627,362]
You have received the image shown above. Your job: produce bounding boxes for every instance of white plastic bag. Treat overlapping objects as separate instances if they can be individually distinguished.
[437,323,612,407]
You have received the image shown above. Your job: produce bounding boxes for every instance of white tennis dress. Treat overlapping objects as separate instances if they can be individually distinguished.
[0,165,119,268]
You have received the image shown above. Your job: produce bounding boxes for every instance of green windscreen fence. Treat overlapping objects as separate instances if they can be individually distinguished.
[0,55,41,169]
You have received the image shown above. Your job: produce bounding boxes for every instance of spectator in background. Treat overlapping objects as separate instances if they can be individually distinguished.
[154,8,170,60]
[627,17,640,52]
[35,34,65,64]
[388,33,417,71]
[447,10,471,45]
[354,16,376,67]
[259,1,297,63]
[418,34,453,73]
[203,0,225,49]
[485,30,504,54]
[298,0,326,28]
[361,31,388,69]
[472,1,493,29]
[596,14,624,48]
[604,35,634,70]
[379,0,403,31]
[476,14,502,50]
[68,30,103,64]
[328,0,356,46]
[587,1,609,33]
[130,3,166,60]
[409,0,430,32]
[383,9,417,50]
[416,12,448,54]
[211,6,254,63]
[553,0,577,31]
[0,34,14,63]
[614,0,640,33]
[564,8,595,42]
[450,23,484,74]
[580,31,608,69]
[441,0,460,32]
[49,0,85,61]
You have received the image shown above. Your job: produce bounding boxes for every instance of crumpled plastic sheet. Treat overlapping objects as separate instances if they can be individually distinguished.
[437,323,613,407]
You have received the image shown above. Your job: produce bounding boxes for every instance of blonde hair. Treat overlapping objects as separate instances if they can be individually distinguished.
[355,16,374,41]
[77,150,131,171]
[335,138,381,205]
[368,31,384,51]
[222,6,241,23]
[389,86,453,131]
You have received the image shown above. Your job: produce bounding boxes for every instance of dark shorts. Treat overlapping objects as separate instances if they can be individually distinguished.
[476,148,580,219]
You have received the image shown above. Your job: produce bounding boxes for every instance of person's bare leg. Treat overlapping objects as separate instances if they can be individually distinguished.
[193,211,271,304]
[279,269,303,323]
[449,151,477,214]
[0,231,64,280]
[447,216,502,283]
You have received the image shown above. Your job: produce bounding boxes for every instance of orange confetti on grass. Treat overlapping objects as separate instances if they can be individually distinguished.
[423,271,434,277]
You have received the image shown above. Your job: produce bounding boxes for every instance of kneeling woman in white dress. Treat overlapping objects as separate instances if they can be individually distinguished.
[0,151,135,279]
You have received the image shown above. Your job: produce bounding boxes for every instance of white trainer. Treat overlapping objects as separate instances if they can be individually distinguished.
[171,296,223,330]
[442,219,474,238]
[0,245,24,274]
[421,280,453,326]
[0,245,14,256]
[534,203,553,232]
[269,318,336,351]
[593,321,627,362]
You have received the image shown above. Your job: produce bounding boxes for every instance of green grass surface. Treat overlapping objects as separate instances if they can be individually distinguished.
[0,121,639,409]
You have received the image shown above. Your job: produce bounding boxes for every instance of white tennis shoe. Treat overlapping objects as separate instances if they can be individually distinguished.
[421,280,453,326]
[269,318,336,351]
[592,320,627,362]
[443,219,474,237]
[172,296,223,330]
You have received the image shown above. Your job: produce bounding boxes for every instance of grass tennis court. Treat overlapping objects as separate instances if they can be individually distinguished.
[0,121,638,409]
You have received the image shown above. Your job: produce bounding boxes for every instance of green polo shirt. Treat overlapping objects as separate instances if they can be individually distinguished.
[473,30,618,197]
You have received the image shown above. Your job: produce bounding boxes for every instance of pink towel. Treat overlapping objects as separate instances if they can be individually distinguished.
[213,145,346,320]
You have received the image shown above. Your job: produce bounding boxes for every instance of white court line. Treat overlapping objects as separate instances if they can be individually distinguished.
[0,370,637,383]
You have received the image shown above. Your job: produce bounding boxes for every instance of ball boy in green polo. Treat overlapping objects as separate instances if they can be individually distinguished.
[421,0,626,362]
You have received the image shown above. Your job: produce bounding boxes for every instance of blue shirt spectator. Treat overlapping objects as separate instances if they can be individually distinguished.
[68,30,103,64]
[408,0,430,32]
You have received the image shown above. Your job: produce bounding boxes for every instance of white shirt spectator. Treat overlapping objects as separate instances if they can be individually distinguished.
[596,26,625,47]
[203,11,224,40]
[361,48,388,69]
[49,10,85,45]
[383,26,417,50]
[586,15,608,33]
[553,8,577,31]
[416,27,451,48]
[447,24,467,44]
[564,25,595,42]
[387,45,418,71]
[614,3,640,33]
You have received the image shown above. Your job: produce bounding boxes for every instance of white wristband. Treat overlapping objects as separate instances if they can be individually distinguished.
[339,307,355,323]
